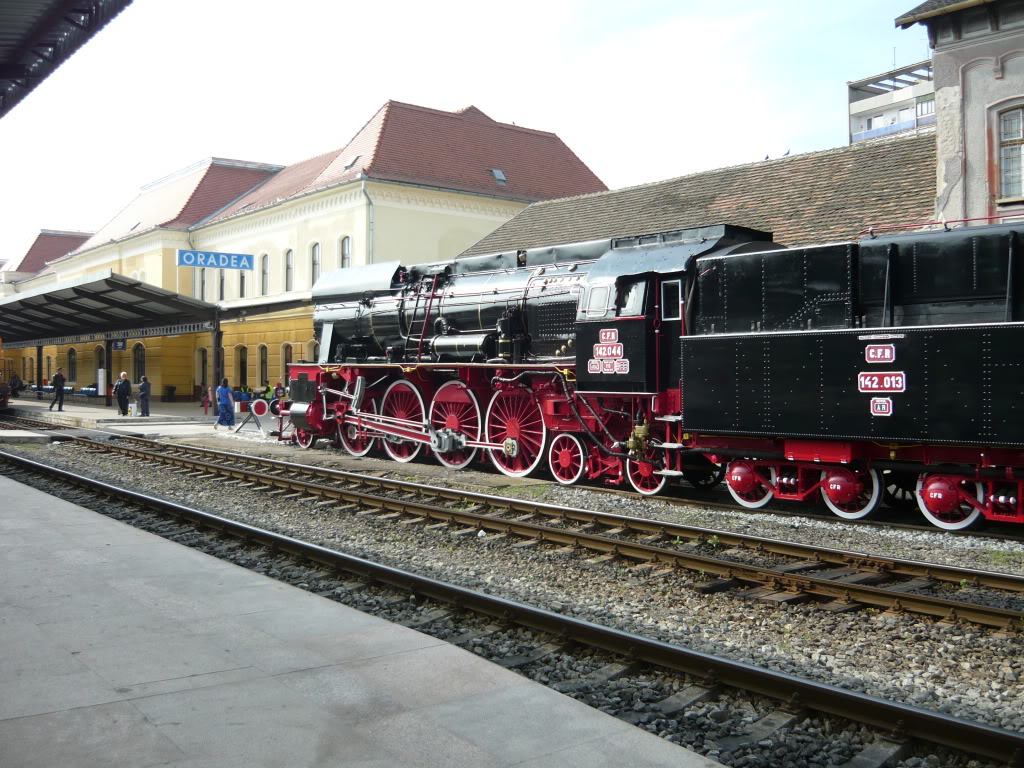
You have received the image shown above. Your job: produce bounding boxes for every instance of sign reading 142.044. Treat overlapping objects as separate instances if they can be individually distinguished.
[177,250,254,270]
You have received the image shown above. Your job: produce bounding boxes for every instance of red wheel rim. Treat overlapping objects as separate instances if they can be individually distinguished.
[428,381,480,469]
[381,381,424,462]
[819,468,881,520]
[486,390,547,477]
[338,399,378,457]
[295,428,317,450]
[726,461,775,508]
[627,449,665,495]
[548,433,585,485]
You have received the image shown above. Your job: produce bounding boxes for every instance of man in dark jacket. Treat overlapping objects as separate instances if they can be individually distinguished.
[138,375,151,416]
[49,368,66,411]
[114,371,132,416]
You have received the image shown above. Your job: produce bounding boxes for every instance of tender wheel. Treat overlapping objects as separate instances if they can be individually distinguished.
[381,380,425,463]
[683,465,725,489]
[726,461,776,509]
[916,474,984,531]
[627,449,667,496]
[337,399,378,457]
[485,389,547,477]
[428,381,481,469]
[819,467,882,520]
[295,428,318,450]
[548,433,586,486]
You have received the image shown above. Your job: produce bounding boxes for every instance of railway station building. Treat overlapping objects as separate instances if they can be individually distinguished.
[0,101,607,398]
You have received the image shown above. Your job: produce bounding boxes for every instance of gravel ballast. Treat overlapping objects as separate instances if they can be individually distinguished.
[5,437,1024,755]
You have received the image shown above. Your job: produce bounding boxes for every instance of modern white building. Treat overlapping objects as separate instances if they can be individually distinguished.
[848,60,936,144]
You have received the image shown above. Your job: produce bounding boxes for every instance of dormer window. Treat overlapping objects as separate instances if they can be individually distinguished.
[490,168,507,185]
[343,155,360,171]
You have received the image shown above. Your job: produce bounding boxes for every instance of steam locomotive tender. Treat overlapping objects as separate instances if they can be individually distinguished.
[284,220,1024,531]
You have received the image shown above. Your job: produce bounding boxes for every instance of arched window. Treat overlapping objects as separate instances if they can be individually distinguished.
[132,343,146,383]
[21,358,26,379]
[95,345,105,387]
[339,236,351,268]
[281,343,293,378]
[197,347,208,387]
[310,242,321,286]
[259,345,268,387]
[198,268,207,300]
[218,269,226,301]
[68,348,77,381]
[306,340,320,363]
[236,346,248,388]
[239,269,247,298]
[284,249,294,292]
[260,254,269,295]
[46,356,52,380]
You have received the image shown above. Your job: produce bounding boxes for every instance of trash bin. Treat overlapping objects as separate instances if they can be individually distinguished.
[163,385,176,403]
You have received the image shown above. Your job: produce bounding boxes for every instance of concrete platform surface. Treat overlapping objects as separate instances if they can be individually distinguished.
[0,475,719,768]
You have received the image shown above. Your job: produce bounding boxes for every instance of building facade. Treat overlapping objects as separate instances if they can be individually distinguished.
[896,0,1024,220]
[0,101,606,397]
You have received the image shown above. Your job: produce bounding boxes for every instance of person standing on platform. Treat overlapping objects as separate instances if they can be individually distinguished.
[49,368,66,411]
[114,371,132,416]
[138,375,151,417]
[214,377,235,430]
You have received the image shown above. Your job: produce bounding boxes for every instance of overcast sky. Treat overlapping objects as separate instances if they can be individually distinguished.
[0,0,928,263]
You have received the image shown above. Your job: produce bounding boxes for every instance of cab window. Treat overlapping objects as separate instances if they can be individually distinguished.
[585,285,609,316]
[616,279,646,317]
[661,280,681,320]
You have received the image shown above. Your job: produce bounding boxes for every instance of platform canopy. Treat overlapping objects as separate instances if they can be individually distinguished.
[0,270,217,348]
[1,0,133,121]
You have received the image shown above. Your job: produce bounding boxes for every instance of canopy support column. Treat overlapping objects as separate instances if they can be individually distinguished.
[104,340,113,407]
[35,345,42,398]
[211,311,223,386]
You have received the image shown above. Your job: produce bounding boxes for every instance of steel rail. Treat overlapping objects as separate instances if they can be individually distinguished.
[1,448,1022,763]
[11,407,1024,541]
[76,437,1024,592]
[72,438,1024,629]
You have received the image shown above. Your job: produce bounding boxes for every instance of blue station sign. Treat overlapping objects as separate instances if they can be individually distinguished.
[177,250,254,270]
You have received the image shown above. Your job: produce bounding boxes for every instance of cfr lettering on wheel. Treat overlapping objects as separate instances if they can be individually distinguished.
[857,371,906,393]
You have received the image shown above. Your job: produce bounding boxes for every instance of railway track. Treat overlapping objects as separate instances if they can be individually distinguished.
[7,409,1024,541]
[1,448,1022,766]
[55,436,1024,630]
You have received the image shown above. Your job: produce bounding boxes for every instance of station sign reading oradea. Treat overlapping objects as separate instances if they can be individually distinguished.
[176,250,255,270]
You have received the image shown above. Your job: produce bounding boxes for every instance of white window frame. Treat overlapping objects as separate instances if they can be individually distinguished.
[585,286,609,317]
[661,280,682,321]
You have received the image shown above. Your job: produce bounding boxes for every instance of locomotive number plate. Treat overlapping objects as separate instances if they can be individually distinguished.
[857,371,906,393]
[593,343,624,359]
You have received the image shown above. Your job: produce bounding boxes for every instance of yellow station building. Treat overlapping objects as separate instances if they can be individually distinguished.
[0,101,606,399]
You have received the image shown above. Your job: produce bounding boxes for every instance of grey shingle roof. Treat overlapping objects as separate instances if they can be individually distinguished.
[461,129,937,257]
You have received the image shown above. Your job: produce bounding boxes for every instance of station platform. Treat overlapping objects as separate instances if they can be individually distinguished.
[0,475,718,768]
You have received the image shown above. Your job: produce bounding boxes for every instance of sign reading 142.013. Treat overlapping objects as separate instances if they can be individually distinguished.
[857,371,906,393]
[177,250,254,270]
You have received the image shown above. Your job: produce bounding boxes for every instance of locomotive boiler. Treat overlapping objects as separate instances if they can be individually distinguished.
[282,218,1024,532]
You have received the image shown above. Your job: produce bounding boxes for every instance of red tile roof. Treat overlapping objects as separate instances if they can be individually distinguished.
[13,230,93,273]
[73,158,281,254]
[210,101,607,223]
[462,129,938,256]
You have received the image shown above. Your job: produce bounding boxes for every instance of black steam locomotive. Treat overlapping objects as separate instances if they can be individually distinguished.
[283,219,1024,531]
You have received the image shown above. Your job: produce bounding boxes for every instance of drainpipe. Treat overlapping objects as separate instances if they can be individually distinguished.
[361,179,375,265]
